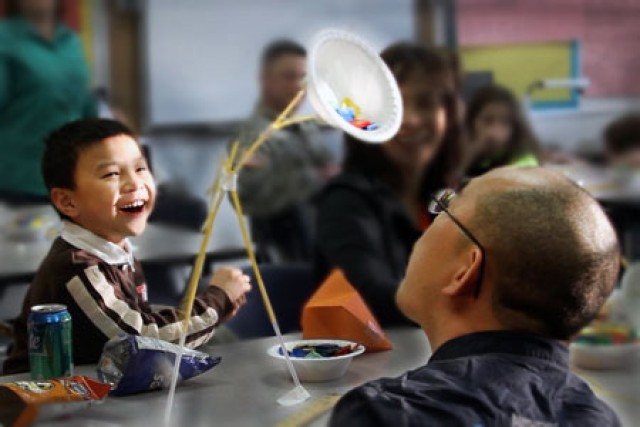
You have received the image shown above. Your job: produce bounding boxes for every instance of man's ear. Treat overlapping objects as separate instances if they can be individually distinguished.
[50,188,79,219]
[442,247,483,297]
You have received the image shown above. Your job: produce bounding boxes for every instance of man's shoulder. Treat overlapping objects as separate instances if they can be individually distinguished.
[330,357,622,427]
[330,367,474,426]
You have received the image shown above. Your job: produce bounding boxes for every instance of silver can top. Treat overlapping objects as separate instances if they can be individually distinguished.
[31,304,68,314]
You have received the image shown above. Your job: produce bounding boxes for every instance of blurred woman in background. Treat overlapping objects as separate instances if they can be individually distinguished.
[0,0,97,204]
[463,84,540,178]
[315,43,462,326]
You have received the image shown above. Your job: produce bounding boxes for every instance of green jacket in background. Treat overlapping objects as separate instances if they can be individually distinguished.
[467,151,540,178]
[0,17,97,197]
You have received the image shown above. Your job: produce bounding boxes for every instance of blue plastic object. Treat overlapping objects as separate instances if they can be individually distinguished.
[97,334,221,396]
[335,106,356,121]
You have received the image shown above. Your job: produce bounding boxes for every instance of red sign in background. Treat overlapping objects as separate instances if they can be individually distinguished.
[457,0,640,97]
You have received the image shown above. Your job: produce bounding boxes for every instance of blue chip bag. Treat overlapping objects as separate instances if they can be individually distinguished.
[96,334,221,396]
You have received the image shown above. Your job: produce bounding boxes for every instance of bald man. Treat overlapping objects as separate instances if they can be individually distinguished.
[330,167,621,426]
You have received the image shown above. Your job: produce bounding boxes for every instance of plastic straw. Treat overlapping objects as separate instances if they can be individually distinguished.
[229,190,309,405]
[163,92,315,423]
[163,155,233,425]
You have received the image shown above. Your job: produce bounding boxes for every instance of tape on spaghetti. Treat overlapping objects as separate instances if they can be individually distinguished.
[220,170,238,192]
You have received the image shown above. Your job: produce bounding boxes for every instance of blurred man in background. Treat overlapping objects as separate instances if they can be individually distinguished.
[232,39,337,263]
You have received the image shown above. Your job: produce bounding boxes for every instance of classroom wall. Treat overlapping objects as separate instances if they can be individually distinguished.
[457,0,640,97]
[141,0,416,126]
[457,0,640,152]
[146,128,343,199]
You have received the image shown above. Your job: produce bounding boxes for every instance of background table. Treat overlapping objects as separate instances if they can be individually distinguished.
[0,223,247,286]
[1,328,638,427]
[548,164,640,260]
[572,364,640,427]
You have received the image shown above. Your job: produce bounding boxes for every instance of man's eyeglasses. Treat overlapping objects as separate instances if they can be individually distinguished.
[428,189,486,298]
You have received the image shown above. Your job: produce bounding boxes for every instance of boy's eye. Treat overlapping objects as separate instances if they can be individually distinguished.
[136,166,147,173]
[102,171,119,179]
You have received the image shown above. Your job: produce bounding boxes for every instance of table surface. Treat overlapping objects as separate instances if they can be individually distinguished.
[595,190,640,208]
[0,223,247,284]
[544,164,640,206]
[1,328,638,427]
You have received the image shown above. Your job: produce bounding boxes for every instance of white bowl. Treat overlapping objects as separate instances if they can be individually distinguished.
[267,339,365,382]
[570,342,640,370]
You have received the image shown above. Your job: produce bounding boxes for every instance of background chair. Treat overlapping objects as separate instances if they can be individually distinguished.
[225,264,317,339]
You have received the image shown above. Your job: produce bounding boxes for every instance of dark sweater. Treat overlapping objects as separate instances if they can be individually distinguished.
[4,238,232,375]
[331,331,621,427]
[315,172,422,326]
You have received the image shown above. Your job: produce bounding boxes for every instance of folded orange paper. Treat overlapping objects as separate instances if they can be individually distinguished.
[302,269,392,352]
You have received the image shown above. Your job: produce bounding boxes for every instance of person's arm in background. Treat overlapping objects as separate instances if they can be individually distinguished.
[0,34,9,111]
[317,188,410,326]
[82,89,98,118]
[68,30,98,119]
[233,126,325,216]
[305,124,340,179]
[230,125,282,215]
[79,52,98,118]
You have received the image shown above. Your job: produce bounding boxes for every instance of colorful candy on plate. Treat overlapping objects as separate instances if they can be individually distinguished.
[574,323,637,346]
[278,343,359,359]
[335,98,378,131]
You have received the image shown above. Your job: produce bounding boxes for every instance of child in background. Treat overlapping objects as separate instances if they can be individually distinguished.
[3,119,251,375]
[604,112,640,170]
[463,84,540,177]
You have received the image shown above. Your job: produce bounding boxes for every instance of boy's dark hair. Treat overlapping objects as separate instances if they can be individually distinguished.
[604,112,640,155]
[42,118,135,192]
[260,39,306,69]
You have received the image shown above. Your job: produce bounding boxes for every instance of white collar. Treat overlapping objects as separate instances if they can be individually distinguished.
[60,221,136,271]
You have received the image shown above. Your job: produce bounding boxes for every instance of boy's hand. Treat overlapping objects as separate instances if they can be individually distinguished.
[209,267,251,319]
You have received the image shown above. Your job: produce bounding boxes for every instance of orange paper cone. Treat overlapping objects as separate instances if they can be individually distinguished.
[302,269,392,352]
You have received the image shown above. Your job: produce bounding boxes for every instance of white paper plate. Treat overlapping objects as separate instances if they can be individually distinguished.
[306,29,403,144]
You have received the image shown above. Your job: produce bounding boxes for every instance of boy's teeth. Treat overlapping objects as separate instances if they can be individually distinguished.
[122,200,145,209]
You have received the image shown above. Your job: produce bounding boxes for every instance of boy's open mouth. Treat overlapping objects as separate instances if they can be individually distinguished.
[118,200,147,214]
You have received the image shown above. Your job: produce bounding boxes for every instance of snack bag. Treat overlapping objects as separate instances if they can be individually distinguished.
[0,376,110,427]
[97,334,221,396]
[302,269,392,352]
